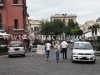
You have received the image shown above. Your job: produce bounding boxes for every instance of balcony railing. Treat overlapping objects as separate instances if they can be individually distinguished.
[0,0,4,7]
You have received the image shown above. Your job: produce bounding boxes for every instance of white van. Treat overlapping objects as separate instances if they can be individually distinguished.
[71,42,96,63]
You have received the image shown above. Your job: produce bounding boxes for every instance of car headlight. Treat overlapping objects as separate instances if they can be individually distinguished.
[90,53,95,55]
[73,53,78,55]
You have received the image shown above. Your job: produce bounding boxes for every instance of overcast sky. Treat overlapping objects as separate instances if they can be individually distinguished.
[26,0,100,24]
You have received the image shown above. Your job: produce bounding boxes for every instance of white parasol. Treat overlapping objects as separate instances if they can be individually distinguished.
[0,33,10,36]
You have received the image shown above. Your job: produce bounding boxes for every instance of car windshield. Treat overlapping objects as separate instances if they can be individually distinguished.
[10,43,22,47]
[74,42,93,49]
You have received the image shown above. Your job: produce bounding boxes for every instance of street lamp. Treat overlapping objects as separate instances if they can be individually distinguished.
[62,14,67,40]
[62,14,67,25]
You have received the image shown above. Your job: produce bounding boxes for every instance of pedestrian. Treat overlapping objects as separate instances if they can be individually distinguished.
[54,41,60,63]
[27,38,30,52]
[60,40,68,60]
[29,43,32,52]
[45,40,51,61]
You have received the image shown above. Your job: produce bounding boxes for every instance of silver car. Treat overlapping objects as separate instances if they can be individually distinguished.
[8,41,25,57]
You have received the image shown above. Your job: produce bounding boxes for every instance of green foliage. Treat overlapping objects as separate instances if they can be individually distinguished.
[74,29,83,36]
[64,26,72,35]
[40,20,51,35]
[68,21,75,28]
[97,37,100,42]
[86,39,100,51]
[65,22,83,36]
[88,24,100,40]
[40,19,65,40]
[40,19,83,40]
[51,19,65,36]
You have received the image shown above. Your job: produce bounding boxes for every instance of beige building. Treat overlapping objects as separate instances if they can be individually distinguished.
[80,18,100,39]
[80,20,96,33]
[28,19,41,39]
[50,14,77,26]
[27,20,32,36]
[96,17,100,24]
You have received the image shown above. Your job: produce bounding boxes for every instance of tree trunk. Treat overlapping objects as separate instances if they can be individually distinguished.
[92,30,94,40]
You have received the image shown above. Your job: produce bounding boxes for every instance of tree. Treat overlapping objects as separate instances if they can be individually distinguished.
[64,26,72,36]
[51,19,65,40]
[67,22,83,38]
[88,26,95,40]
[88,24,100,47]
[88,24,100,40]
[68,21,78,28]
[39,20,51,41]
[68,21,75,28]
[74,29,83,39]
[40,19,65,41]
[93,24,100,40]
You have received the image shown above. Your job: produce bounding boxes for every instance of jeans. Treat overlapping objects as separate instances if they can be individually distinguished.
[55,50,59,62]
[45,50,50,60]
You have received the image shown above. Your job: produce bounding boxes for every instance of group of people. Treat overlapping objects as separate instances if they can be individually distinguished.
[45,40,68,63]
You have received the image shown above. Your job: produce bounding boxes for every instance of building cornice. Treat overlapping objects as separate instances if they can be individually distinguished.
[12,4,23,6]
[13,29,24,31]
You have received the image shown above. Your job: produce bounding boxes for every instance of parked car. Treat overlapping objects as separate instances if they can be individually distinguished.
[66,40,74,43]
[8,41,25,57]
[71,41,96,63]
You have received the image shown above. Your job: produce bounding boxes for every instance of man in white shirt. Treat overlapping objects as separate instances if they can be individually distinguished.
[60,40,68,59]
[45,41,51,61]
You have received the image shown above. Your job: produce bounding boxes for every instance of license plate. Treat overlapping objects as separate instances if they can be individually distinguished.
[14,48,19,51]
[82,57,87,59]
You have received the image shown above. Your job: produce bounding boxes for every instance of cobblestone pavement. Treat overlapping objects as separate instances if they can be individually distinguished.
[0,44,100,75]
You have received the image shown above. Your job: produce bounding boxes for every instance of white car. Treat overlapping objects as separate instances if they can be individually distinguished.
[71,42,96,63]
[8,41,25,57]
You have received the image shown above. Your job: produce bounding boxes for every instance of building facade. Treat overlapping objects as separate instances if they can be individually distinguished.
[50,14,77,26]
[0,0,28,39]
[28,19,41,39]
[80,19,100,39]
[80,20,96,33]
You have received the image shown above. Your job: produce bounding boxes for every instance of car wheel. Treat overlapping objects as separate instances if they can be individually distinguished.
[72,59,75,63]
[8,55,11,58]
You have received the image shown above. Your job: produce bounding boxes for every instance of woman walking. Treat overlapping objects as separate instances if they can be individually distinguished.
[54,41,60,63]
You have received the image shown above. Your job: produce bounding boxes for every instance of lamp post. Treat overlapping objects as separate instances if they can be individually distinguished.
[62,14,67,40]
[62,14,67,25]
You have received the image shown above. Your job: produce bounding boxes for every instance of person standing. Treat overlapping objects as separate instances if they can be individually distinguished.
[60,40,68,59]
[45,41,51,61]
[54,41,60,63]
[29,43,32,52]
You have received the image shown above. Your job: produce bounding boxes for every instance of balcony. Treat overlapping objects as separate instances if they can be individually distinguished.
[0,0,4,7]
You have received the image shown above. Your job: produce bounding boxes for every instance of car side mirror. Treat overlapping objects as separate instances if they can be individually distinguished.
[93,48,96,51]
[71,48,73,50]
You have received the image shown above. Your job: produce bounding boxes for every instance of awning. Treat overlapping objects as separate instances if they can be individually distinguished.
[0,33,10,36]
